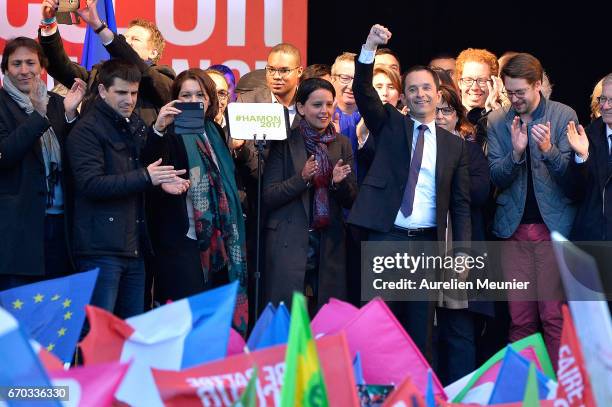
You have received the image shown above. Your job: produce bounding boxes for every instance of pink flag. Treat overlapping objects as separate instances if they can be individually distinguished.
[311,298,359,336]
[227,328,245,356]
[50,361,130,407]
[342,298,446,398]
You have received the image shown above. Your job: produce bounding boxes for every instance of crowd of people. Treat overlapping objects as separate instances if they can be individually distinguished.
[1,0,611,386]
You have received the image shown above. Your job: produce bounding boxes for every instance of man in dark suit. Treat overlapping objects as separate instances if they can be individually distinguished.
[0,37,85,289]
[566,72,612,301]
[348,24,471,359]
[237,43,303,130]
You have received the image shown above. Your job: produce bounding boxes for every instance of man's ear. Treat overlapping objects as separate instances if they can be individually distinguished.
[98,83,107,99]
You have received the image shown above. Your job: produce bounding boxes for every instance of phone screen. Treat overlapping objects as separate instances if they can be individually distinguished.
[174,102,206,135]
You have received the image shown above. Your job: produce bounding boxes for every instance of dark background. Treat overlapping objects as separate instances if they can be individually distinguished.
[307,0,608,124]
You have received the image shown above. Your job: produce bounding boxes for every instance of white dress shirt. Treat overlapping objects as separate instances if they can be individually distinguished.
[271,92,297,125]
[394,119,437,228]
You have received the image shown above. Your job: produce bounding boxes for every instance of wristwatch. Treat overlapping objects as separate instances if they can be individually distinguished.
[94,21,107,34]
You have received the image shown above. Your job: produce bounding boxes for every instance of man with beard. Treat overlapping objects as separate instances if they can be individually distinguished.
[487,53,578,369]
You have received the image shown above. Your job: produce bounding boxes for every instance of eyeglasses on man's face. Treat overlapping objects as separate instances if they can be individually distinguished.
[460,77,492,88]
[436,106,456,116]
[333,74,354,85]
[502,88,530,98]
[216,90,229,102]
[597,96,612,106]
[265,66,299,77]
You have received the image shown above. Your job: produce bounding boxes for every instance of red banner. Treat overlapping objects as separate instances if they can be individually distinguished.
[152,334,359,407]
[0,0,308,79]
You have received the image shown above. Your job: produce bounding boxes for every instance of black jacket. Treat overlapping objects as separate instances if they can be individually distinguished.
[0,89,75,275]
[66,98,154,258]
[39,30,175,126]
[348,60,471,243]
[567,118,612,241]
[143,122,241,251]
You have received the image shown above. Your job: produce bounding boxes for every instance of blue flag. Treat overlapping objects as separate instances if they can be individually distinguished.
[0,269,99,363]
[488,346,552,404]
[254,301,290,350]
[0,308,61,407]
[353,351,365,385]
[246,302,276,350]
[81,0,118,70]
[425,369,435,407]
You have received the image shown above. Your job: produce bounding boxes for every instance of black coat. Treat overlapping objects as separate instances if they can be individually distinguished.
[66,98,153,258]
[39,30,175,126]
[568,118,612,241]
[0,89,74,276]
[348,60,471,243]
[262,128,358,307]
[143,121,239,251]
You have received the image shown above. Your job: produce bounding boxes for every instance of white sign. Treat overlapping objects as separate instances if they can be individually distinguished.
[226,103,288,141]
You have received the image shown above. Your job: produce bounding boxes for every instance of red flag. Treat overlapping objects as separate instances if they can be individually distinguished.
[382,377,427,407]
[79,305,135,364]
[555,305,596,407]
[152,334,359,406]
[31,341,64,371]
[50,362,130,407]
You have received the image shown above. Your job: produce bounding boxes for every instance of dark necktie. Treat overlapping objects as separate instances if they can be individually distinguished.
[608,134,612,156]
[400,124,427,217]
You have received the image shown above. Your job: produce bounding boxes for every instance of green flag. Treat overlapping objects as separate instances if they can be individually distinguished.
[522,363,541,407]
[233,366,258,407]
[280,293,329,407]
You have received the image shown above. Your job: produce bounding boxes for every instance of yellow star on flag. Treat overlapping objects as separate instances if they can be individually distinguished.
[62,298,71,308]
[12,299,24,310]
[57,328,67,337]
[63,311,72,320]
[51,294,61,301]
[46,343,55,352]
[34,294,44,303]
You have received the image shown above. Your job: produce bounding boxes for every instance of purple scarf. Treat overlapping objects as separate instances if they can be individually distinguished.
[298,119,336,229]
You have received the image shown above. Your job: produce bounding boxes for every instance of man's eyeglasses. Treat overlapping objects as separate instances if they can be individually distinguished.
[460,77,492,88]
[333,74,354,84]
[597,96,612,106]
[502,88,530,98]
[265,66,299,77]
[436,106,456,116]
[217,90,229,102]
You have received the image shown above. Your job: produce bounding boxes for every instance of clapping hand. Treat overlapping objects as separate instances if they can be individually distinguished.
[63,78,87,121]
[301,155,318,183]
[485,75,503,112]
[511,116,528,162]
[332,159,351,184]
[161,177,190,195]
[532,121,552,153]
[567,121,589,159]
[147,158,187,186]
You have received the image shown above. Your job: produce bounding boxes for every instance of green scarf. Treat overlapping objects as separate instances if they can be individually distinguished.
[181,120,248,335]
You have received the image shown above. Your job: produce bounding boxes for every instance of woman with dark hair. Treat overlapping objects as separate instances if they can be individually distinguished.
[263,78,357,312]
[147,68,248,333]
[434,84,492,383]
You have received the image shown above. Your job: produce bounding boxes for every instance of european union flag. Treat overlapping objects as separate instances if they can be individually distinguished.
[81,0,118,70]
[0,269,99,363]
[0,308,61,407]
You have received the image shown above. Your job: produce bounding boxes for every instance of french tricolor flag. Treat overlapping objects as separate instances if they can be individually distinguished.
[80,282,238,407]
